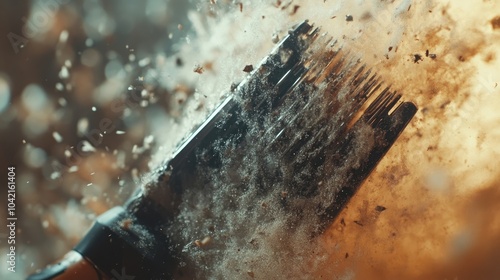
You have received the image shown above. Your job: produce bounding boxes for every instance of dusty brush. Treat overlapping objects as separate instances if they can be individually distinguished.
[29,21,417,279]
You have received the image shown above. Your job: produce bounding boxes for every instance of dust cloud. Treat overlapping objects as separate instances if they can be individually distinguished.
[158,1,500,278]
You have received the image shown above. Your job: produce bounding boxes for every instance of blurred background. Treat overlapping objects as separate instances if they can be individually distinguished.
[1,0,500,279]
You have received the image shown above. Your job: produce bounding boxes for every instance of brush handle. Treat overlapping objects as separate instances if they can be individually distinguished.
[28,206,174,279]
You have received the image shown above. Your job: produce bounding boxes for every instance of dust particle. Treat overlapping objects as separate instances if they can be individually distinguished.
[491,16,500,30]
[193,65,204,74]
[176,57,183,67]
[243,65,254,72]
[413,54,423,63]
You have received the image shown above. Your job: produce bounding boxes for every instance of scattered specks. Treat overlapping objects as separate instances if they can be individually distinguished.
[345,15,354,22]
[121,219,132,230]
[131,168,139,182]
[272,33,280,44]
[429,53,437,59]
[138,57,151,67]
[81,140,96,152]
[55,83,64,91]
[249,238,258,246]
[64,60,72,68]
[388,46,393,52]
[440,100,451,109]
[194,65,204,74]
[195,102,204,111]
[413,54,423,63]
[194,236,212,248]
[59,30,69,43]
[230,83,239,92]
[64,149,72,158]
[58,97,67,106]
[50,171,61,180]
[280,1,291,10]
[243,65,254,73]
[59,66,69,79]
[68,166,79,173]
[52,131,63,143]
[85,38,93,47]
[176,57,183,67]
[425,49,437,59]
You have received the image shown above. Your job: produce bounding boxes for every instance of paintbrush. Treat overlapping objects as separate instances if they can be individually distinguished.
[28,20,416,279]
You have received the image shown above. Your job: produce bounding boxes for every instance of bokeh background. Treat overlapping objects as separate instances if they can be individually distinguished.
[1,0,500,279]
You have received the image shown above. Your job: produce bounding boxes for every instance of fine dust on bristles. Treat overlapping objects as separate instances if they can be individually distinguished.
[156,0,500,279]
[167,47,382,278]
